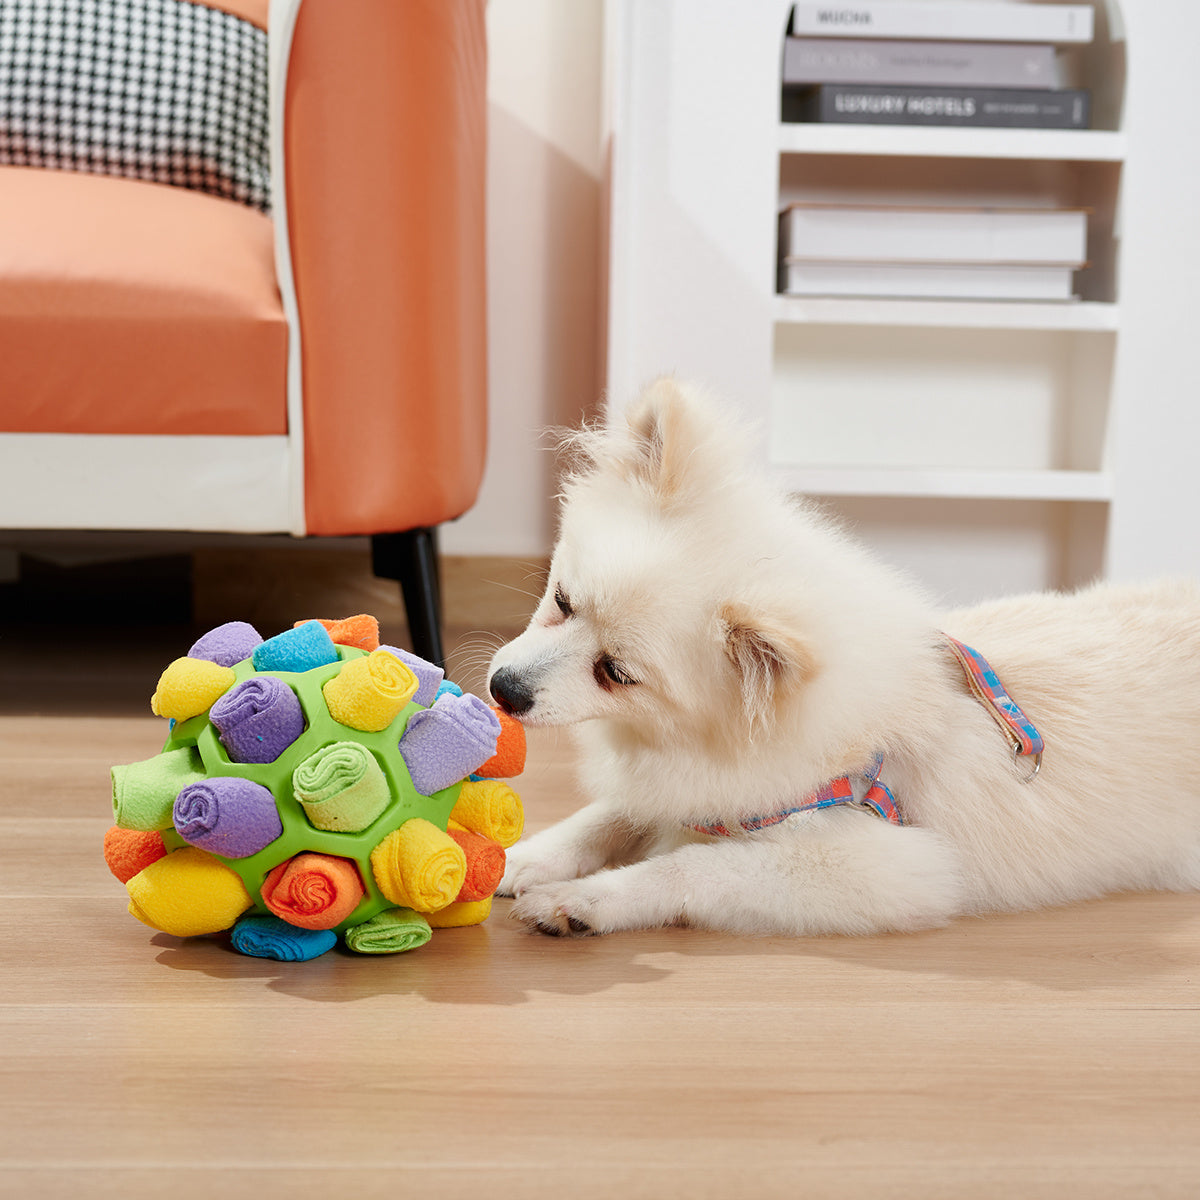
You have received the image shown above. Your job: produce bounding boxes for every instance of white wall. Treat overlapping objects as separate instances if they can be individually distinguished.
[442,0,607,557]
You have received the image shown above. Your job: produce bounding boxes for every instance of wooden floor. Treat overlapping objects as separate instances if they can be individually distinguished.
[3,611,1200,1198]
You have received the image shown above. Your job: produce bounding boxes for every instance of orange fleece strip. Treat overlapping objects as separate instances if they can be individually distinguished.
[447,827,505,902]
[474,708,527,779]
[103,826,167,884]
[295,615,381,652]
[261,853,366,931]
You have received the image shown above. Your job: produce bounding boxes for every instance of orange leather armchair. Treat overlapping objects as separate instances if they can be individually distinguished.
[0,0,488,665]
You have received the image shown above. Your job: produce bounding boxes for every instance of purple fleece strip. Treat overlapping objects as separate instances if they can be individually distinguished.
[173,777,283,858]
[189,621,264,668]
[398,692,501,795]
[210,676,306,763]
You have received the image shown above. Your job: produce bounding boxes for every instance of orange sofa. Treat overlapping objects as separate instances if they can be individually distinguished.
[0,0,488,665]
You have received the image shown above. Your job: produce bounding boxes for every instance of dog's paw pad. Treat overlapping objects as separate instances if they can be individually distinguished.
[530,916,595,936]
[527,910,594,938]
[511,887,600,938]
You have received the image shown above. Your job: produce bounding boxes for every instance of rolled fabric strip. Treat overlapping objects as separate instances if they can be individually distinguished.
[126,847,252,936]
[112,746,207,831]
[449,779,525,849]
[292,741,390,833]
[435,680,463,701]
[381,645,444,707]
[103,826,167,883]
[323,649,418,733]
[173,777,284,859]
[210,676,306,764]
[426,897,493,929]
[296,615,380,652]
[342,906,432,955]
[398,693,501,795]
[231,913,337,962]
[252,622,339,674]
[474,707,527,779]
[369,818,466,912]
[448,827,506,902]
[188,621,263,668]
[150,657,236,721]
[260,853,366,930]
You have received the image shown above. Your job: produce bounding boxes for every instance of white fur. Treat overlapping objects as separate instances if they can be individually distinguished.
[487,378,1200,938]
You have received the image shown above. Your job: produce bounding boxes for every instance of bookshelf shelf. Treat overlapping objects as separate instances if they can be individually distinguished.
[777,124,1128,162]
[772,296,1120,331]
[605,0,1200,601]
[774,467,1115,502]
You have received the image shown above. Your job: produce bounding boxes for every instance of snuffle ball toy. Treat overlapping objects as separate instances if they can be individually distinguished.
[103,614,525,962]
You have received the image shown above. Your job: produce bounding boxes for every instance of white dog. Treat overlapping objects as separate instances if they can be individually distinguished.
[487,378,1200,938]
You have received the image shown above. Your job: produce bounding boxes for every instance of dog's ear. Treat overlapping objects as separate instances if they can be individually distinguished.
[561,376,747,504]
[719,600,818,733]
[624,377,693,499]
[622,376,728,502]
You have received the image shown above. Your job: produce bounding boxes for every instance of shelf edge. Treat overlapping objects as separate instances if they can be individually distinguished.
[777,125,1128,162]
[774,467,1115,502]
[771,296,1120,331]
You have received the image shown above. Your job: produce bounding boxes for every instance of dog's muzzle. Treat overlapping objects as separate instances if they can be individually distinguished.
[489,667,537,717]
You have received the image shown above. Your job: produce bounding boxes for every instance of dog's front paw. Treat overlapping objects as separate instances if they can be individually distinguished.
[497,844,584,898]
[510,882,601,938]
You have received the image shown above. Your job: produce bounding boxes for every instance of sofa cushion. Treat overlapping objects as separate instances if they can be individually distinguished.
[0,166,287,435]
[0,0,270,211]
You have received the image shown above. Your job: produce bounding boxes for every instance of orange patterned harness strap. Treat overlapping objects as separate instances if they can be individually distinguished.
[687,635,1045,837]
[943,635,1045,781]
[688,755,903,837]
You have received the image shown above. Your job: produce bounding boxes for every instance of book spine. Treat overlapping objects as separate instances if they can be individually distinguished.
[779,206,1088,265]
[782,37,1060,89]
[779,260,1077,301]
[789,3,1094,44]
[788,84,1090,129]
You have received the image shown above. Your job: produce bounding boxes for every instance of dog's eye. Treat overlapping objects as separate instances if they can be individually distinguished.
[596,656,638,688]
[554,584,573,618]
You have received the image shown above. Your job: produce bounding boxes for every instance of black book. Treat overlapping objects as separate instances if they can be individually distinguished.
[783,83,1090,129]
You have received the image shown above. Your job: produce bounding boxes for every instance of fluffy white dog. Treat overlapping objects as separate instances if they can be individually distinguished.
[487,378,1200,938]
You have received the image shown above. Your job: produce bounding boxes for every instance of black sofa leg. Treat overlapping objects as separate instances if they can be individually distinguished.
[371,527,445,668]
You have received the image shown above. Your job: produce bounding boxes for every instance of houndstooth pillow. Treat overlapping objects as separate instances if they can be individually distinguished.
[0,0,269,211]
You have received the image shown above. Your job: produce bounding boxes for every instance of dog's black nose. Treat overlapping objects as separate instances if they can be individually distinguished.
[490,667,536,716]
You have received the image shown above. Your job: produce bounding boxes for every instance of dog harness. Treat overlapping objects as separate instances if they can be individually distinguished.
[942,635,1045,780]
[687,636,1043,837]
[688,755,902,836]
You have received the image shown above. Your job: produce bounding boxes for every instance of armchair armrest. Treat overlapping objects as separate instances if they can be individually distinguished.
[271,0,488,536]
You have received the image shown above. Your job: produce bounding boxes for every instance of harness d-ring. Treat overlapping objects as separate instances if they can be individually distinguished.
[1015,745,1043,784]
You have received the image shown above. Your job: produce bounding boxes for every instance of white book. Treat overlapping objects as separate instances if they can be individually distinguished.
[779,205,1088,265]
[780,260,1077,300]
[790,3,1094,44]
[782,37,1062,88]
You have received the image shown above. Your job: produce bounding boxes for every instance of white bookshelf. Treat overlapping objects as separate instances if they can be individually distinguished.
[603,0,1200,602]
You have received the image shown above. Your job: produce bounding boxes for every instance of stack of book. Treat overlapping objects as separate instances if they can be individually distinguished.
[782,1,1093,129]
[777,203,1088,300]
